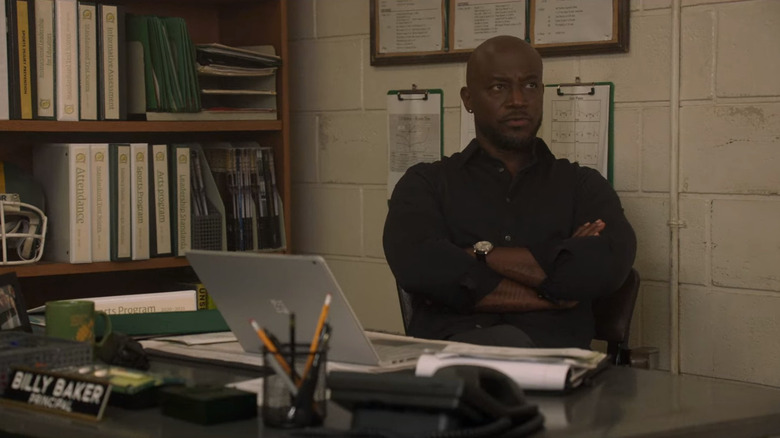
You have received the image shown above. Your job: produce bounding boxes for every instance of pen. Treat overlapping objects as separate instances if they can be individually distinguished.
[249,319,299,385]
[299,294,331,386]
[289,312,296,382]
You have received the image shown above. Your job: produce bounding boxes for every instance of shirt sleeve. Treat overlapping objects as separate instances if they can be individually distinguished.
[528,167,637,301]
[383,164,501,312]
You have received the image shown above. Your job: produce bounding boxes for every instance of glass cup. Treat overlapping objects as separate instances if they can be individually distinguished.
[262,343,327,428]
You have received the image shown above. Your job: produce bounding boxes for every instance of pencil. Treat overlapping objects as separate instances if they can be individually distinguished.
[299,294,331,386]
[249,319,298,385]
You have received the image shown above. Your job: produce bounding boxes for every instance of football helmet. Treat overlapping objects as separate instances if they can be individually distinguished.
[0,162,47,265]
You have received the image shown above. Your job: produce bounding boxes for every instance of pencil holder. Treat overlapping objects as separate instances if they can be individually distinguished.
[262,343,327,428]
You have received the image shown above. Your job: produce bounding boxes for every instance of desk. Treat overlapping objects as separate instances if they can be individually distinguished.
[1,358,779,438]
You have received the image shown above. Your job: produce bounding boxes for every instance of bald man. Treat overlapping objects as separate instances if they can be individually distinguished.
[383,36,636,348]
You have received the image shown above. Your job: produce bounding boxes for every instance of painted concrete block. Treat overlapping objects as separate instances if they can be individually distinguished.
[290,112,318,183]
[621,196,670,281]
[640,282,671,371]
[540,58,579,87]
[290,39,362,112]
[363,40,465,110]
[680,285,780,387]
[613,107,641,192]
[712,199,780,291]
[580,13,671,103]
[680,103,780,194]
[317,0,369,37]
[680,8,714,100]
[679,197,709,285]
[319,111,386,184]
[291,184,362,255]
[364,187,389,259]
[326,258,405,334]
[641,106,671,192]
[716,1,780,97]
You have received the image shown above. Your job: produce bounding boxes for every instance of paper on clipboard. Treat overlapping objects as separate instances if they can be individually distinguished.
[387,89,443,198]
[540,82,613,182]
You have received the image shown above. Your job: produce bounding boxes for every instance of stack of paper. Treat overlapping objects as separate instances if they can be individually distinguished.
[415,344,608,392]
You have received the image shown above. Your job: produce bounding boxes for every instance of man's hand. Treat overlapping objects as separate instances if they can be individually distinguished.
[572,219,605,237]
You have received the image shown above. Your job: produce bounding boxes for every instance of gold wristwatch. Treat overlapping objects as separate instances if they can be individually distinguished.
[473,241,494,263]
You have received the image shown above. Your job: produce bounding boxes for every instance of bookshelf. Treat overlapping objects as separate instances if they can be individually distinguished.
[0,0,290,307]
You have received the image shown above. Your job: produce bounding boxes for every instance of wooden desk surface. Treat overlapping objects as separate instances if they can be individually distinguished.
[1,360,779,438]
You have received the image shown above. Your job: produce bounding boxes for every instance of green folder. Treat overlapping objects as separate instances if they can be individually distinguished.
[99,309,230,336]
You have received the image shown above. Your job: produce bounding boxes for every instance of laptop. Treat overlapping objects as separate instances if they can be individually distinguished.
[186,250,446,367]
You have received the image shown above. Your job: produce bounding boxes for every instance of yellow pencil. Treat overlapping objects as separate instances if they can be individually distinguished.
[299,294,331,386]
[250,318,299,384]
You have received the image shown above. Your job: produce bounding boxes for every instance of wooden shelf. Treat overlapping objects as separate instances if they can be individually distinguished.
[0,258,191,278]
[0,120,282,133]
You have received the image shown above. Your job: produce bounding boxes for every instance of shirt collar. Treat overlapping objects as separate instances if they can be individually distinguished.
[454,137,555,169]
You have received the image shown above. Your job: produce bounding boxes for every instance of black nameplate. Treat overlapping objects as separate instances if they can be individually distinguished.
[1,367,112,421]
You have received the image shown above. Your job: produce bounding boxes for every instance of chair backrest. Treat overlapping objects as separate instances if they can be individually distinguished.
[592,268,641,364]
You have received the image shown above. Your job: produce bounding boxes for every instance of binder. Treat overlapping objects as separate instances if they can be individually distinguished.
[55,0,79,121]
[540,79,615,184]
[149,144,173,257]
[34,0,55,119]
[168,144,191,256]
[77,1,98,120]
[386,86,444,198]
[32,144,92,263]
[97,3,126,120]
[90,143,111,262]
[109,143,132,261]
[0,0,9,120]
[7,0,37,120]
[130,143,150,260]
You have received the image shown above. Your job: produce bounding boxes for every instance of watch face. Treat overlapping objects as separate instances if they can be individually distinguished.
[474,241,493,254]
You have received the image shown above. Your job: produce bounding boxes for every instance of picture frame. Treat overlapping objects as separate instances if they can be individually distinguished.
[529,0,629,57]
[0,272,31,332]
[370,0,629,66]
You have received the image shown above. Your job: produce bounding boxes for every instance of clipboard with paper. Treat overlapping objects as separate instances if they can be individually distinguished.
[386,86,444,198]
[539,79,615,184]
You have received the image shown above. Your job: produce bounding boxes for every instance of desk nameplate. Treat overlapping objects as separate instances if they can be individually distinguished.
[1,366,112,421]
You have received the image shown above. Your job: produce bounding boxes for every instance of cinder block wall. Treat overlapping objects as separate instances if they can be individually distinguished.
[288,0,780,387]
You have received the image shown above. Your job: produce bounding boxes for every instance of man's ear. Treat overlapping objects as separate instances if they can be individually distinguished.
[460,86,471,112]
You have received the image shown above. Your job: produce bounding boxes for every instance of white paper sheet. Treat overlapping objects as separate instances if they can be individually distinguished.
[533,0,613,45]
[377,0,444,53]
[539,83,611,178]
[387,91,443,198]
[453,0,527,50]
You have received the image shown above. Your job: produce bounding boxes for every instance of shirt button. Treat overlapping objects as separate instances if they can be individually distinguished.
[475,324,482,329]
[504,235,512,242]
[498,167,504,173]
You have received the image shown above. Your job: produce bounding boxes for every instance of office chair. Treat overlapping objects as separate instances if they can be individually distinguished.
[396,268,641,366]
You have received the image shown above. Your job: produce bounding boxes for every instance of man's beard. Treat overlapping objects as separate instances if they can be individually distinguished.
[479,119,541,153]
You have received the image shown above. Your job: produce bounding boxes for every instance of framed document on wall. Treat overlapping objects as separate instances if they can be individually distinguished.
[529,0,629,57]
[370,0,629,66]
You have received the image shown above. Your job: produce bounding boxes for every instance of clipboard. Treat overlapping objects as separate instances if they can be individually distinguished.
[386,86,444,198]
[539,79,615,184]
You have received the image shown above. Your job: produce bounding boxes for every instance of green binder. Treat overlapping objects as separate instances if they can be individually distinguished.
[101,309,230,336]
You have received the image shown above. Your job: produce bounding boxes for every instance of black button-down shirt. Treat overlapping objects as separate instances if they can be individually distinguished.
[383,139,636,348]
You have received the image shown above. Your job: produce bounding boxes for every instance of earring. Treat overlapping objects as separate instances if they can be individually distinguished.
[466,108,473,113]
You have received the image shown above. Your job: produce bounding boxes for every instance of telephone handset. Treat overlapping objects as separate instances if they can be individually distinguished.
[328,366,544,437]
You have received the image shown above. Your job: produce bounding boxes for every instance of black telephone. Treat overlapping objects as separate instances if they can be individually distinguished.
[328,366,544,438]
